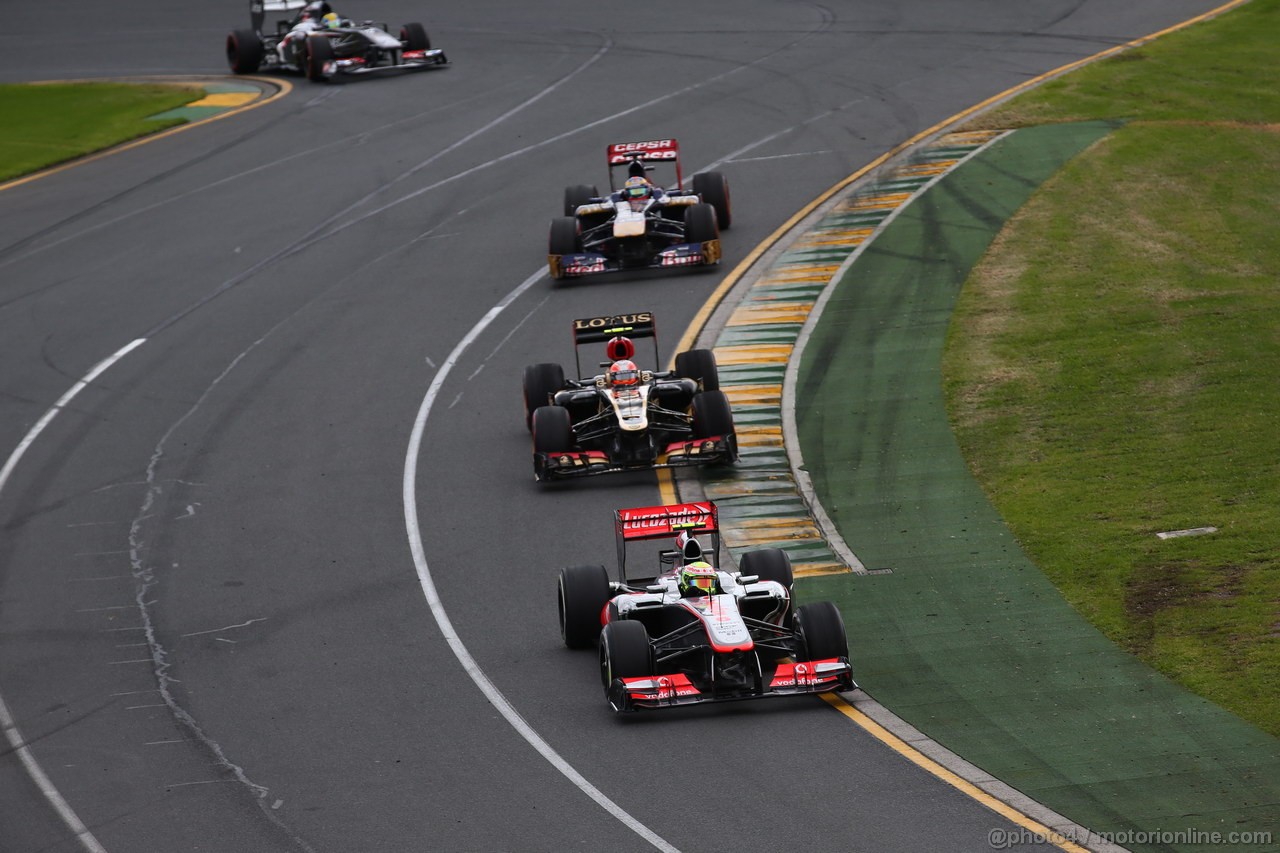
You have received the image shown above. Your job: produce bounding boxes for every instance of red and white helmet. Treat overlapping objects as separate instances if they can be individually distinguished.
[609,360,639,387]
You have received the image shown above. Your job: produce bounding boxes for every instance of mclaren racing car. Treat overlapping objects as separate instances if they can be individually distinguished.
[523,312,736,481]
[557,501,856,712]
[547,139,731,280]
[226,0,447,83]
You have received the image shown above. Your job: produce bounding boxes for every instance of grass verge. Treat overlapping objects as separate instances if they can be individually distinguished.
[946,0,1280,735]
[0,82,201,183]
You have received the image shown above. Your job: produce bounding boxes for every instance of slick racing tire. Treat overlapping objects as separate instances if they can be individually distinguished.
[599,620,654,691]
[691,390,734,439]
[532,405,573,453]
[740,548,793,592]
[559,564,611,649]
[400,22,431,50]
[523,363,565,431]
[563,184,598,217]
[693,171,732,229]
[674,348,720,392]
[796,601,849,661]
[683,203,719,245]
[305,34,335,82]
[548,217,581,256]
[227,29,264,74]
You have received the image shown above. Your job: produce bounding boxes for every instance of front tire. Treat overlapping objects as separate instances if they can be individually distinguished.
[796,601,849,661]
[549,216,581,256]
[532,405,573,453]
[226,29,264,74]
[683,202,719,245]
[674,348,719,392]
[599,620,653,693]
[691,390,734,439]
[559,564,611,649]
[693,171,732,229]
[400,22,431,50]
[305,34,335,82]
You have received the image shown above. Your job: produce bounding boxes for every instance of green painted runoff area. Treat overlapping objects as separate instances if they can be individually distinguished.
[796,123,1280,849]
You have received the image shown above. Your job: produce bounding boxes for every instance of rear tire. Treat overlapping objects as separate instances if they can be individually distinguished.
[693,171,732,229]
[740,548,793,591]
[305,34,335,82]
[523,363,565,431]
[683,202,719,245]
[400,22,430,50]
[226,29,264,74]
[559,564,610,649]
[691,390,734,439]
[674,348,719,392]
[563,184,598,217]
[796,601,849,661]
[549,217,581,256]
[599,620,653,690]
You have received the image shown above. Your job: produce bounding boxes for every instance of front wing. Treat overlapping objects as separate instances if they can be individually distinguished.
[548,239,721,280]
[318,48,448,79]
[607,658,855,712]
[535,433,736,481]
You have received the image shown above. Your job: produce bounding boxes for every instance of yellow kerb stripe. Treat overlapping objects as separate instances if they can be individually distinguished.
[713,344,793,364]
[793,562,855,578]
[723,385,782,406]
[189,92,259,107]
[727,303,812,326]
[735,425,784,448]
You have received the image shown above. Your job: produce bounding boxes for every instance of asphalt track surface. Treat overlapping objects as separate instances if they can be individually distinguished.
[0,2,1231,851]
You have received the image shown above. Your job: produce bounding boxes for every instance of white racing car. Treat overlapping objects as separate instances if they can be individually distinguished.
[226,0,448,83]
[557,501,856,712]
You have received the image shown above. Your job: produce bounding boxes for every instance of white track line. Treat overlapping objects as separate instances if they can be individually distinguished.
[0,337,145,853]
[401,269,681,853]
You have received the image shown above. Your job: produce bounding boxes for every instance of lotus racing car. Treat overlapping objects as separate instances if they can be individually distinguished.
[557,501,856,712]
[226,0,447,83]
[548,139,731,280]
[523,312,736,481]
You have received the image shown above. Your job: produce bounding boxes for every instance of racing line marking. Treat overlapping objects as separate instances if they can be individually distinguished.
[402,269,682,853]
[0,337,145,853]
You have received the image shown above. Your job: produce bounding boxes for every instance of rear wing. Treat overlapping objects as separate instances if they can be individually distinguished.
[571,312,659,377]
[615,502,719,580]
[251,0,305,32]
[606,139,683,191]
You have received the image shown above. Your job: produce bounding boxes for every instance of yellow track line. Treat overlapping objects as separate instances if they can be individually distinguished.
[658,1,1251,848]
[0,75,291,193]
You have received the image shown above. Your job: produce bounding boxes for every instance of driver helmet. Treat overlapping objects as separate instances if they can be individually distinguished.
[609,359,639,388]
[678,562,718,597]
[322,11,341,28]
[623,176,652,201]
[675,531,702,562]
[605,335,635,362]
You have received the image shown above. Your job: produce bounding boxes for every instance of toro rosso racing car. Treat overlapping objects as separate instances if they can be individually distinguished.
[548,139,731,280]
[523,312,736,481]
[557,501,856,712]
[226,0,447,83]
